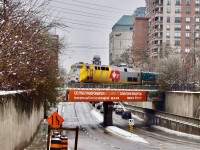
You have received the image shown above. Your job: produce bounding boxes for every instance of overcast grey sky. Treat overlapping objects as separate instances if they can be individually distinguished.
[50,0,145,70]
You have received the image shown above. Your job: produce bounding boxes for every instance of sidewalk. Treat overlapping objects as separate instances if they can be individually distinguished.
[24,120,48,150]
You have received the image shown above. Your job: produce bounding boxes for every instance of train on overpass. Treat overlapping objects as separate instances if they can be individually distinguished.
[67,62,157,85]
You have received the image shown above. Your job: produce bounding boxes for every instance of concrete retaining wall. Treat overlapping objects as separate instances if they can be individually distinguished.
[127,100,165,111]
[124,104,200,136]
[0,92,44,150]
[165,92,200,118]
[129,92,200,118]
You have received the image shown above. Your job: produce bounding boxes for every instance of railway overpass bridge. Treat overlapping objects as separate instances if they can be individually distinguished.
[59,83,162,126]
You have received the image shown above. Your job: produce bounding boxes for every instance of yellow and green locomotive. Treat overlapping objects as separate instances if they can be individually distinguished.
[68,62,157,85]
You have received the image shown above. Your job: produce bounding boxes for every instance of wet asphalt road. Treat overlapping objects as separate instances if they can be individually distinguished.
[25,102,200,150]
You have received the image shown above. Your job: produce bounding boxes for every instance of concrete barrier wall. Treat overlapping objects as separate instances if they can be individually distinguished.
[128,92,200,118]
[124,104,200,136]
[128,102,154,109]
[165,92,200,118]
[0,93,43,150]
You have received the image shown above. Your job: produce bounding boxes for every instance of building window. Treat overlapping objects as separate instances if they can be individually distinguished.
[186,17,190,22]
[196,25,200,30]
[176,0,182,5]
[175,17,181,23]
[185,33,190,38]
[167,8,171,13]
[167,0,171,5]
[195,0,200,5]
[175,32,181,38]
[186,7,190,13]
[196,33,199,38]
[175,25,181,30]
[166,40,170,46]
[175,40,181,46]
[195,8,200,13]
[175,48,181,53]
[175,8,181,13]
[186,0,190,5]
[196,17,200,22]
[166,32,170,38]
[167,17,170,23]
[166,25,170,30]
[185,48,190,53]
[185,41,190,46]
[186,25,190,30]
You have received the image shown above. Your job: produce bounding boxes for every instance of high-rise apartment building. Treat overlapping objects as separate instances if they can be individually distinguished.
[132,17,149,62]
[146,0,200,60]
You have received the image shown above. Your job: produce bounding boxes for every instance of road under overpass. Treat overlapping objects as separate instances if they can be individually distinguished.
[64,88,162,126]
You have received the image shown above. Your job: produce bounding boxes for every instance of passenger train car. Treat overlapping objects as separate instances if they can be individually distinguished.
[68,62,157,85]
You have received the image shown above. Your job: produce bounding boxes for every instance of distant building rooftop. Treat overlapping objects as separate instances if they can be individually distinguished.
[111,7,146,32]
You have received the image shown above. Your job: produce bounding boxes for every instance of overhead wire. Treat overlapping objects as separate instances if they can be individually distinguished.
[72,0,133,12]
[52,0,133,14]
[52,9,113,20]
[51,5,115,19]
[61,17,113,27]
[50,1,134,32]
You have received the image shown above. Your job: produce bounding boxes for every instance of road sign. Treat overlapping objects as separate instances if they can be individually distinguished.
[47,112,64,128]
[129,119,134,126]
[68,89,146,102]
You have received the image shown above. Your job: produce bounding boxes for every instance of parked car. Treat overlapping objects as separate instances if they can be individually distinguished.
[100,106,104,113]
[91,102,97,107]
[113,102,119,110]
[121,111,132,119]
[115,106,124,114]
[95,102,103,110]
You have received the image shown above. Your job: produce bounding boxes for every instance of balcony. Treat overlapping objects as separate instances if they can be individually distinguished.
[154,28,163,32]
[155,20,163,25]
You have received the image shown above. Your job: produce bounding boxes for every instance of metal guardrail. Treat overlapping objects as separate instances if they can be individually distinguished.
[124,103,200,125]
[65,83,160,90]
[170,84,196,92]
[123,103,200,135]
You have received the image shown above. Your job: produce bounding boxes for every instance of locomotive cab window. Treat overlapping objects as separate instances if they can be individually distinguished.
[77,65,83,69]
[98,66,101,70]
[124,68,127,72]
[101,67,105,70]
[106,67,109,71]
[95,66,97,70]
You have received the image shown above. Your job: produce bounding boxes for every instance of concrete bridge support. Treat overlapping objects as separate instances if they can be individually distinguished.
[103,102,113,126]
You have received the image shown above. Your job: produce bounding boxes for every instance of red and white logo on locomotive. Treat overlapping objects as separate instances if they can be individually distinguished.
[109,69,120,82]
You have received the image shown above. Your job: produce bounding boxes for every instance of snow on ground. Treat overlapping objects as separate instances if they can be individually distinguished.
[91,107,200,143]
[153,125,200,140]
[91,108,149,144]
[0,90,25,95]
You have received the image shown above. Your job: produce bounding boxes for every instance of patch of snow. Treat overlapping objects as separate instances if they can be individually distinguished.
[91,109,103,123]
[0,90,32,96]
[91,108,148,144]
[153,125,200,140]
[106,126,148,144]
[0,20,5,24]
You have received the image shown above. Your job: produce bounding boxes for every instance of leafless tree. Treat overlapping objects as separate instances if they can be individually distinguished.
[0,0,66,106]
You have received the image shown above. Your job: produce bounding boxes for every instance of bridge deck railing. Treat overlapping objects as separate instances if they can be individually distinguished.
[123,103,200,136]
[65,83,160,90]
